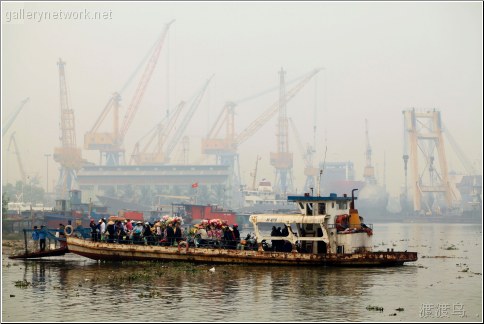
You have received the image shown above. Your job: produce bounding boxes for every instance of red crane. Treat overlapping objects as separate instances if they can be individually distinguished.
[84,20,175,165]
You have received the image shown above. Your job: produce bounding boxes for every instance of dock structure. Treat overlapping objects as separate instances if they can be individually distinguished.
[77,164,232,203]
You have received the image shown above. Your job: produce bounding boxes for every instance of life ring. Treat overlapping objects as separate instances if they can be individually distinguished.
[64,225,74,236]
[177,241,189,253]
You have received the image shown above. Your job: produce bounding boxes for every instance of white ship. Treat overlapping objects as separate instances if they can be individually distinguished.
[240,179,296,213]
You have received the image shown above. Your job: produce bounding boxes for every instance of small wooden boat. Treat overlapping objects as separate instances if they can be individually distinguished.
[9,247,69,259]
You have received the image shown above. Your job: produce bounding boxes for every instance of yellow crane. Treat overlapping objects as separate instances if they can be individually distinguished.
[53,58,84,199]
[201,68,321,204]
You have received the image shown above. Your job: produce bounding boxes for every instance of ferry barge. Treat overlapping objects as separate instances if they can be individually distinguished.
[66,190,417,266]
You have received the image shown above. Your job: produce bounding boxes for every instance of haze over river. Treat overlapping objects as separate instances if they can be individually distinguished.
[2,223,482,322]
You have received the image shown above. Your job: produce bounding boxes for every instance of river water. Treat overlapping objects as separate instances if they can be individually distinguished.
[2,223,482,322]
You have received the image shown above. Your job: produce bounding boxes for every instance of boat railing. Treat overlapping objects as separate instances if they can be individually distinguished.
[327,223,373,235]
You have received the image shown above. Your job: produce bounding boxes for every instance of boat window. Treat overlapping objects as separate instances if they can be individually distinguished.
[307,203,313,215]
[338,201,347,210]
[318,203,326,215]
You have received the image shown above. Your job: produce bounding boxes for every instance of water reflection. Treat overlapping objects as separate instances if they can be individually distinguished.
[9,257,417,322]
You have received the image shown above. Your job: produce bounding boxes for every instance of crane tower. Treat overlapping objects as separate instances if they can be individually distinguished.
[201,68,320,206]
[53,58,83,199]
[402,109,455,214]
[270,68,293,194]
[363,119,376,184]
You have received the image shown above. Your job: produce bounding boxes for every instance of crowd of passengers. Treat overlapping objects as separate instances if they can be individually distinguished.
[89,218,241,249]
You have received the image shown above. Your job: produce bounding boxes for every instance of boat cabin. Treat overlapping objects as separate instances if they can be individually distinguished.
[249,191,373,254]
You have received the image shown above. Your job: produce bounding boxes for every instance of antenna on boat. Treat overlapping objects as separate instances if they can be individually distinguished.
[318,146,327,196]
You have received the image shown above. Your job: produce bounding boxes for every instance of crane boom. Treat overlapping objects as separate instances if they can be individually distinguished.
[165,75,213,161]
[120,19,175,140]
[443,123,479,175]
[3,97,30,136]
[235,68,321,146]
[7,132,27,183]
[84,20,174,165]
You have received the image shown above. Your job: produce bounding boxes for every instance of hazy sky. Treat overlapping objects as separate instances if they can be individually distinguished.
[1,1,482,197]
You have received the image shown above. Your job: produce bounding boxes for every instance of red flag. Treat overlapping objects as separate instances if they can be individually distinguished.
[192,182,198,188]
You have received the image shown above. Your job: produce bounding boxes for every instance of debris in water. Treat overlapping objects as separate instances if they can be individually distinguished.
[366,305,384,312]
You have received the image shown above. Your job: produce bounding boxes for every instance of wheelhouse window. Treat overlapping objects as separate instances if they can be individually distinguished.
[318,203,326,215]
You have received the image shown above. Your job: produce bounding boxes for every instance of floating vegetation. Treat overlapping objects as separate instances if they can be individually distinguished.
[389,313,397,316]
[366,305,384,312]
[14,280,31,288]
[395,307,404,312]
[443,244,458,250]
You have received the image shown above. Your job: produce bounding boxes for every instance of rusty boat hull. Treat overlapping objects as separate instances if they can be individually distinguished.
[66,237,417,266]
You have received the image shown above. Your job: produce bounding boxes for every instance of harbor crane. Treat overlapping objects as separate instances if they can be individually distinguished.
[164,75,213,163]
[363,119,376,184]
[84,20,174,166]
[130,75,213,165]
[7,132,27,183]
[2,97,29,136]
[202,68,321,205]
[270,68,293,194]
[402,109,455,215]
[130,100,186,165]
[53,58,84,199]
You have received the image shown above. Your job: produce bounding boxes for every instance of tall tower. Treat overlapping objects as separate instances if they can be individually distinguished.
[270,68,293,194]
[402,109,454,214]
[53,58,83,199]
[363,119,376,184]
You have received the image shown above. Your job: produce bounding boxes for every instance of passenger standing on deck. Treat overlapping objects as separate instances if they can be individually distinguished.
[282,225,289,237]
[38,225,47,251]
[232,224,240,243]
[99,219,106,241]
[174,222,182,243]
[125,218,133,232]
[31,226,40,251]
[132,221,144,244]
[166,223,175,246]
[106,221,116,243]
[143,222,154,245]
[116,221,126,243]
[89,219,98,242]
[195,225,209,247]
[222,226,236,249]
